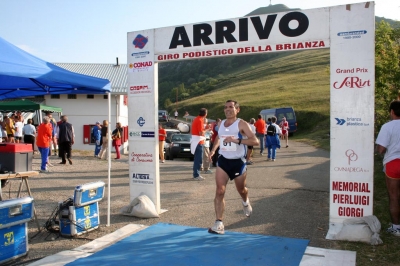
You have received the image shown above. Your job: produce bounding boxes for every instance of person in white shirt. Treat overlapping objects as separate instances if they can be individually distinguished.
[208,100,259,234]
[22,118,36,152]
[14,116,24,143]
[376,100,400,236]
[265,116,282,161]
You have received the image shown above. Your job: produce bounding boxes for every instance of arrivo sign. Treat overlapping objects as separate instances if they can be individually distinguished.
[168,12,309,49]
[153,9,330,62]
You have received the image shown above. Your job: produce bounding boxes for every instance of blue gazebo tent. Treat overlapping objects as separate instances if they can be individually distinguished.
[0,36,111,100]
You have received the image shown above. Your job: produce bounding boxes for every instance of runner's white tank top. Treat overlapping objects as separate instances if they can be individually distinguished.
[218,119,246,159]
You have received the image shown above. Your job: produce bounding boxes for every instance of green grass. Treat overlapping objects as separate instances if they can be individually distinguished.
[178,48,331,149]
[176,49,400,264]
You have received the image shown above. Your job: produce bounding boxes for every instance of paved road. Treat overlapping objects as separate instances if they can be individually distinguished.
[13,140,337,264]
[159,140,333,248]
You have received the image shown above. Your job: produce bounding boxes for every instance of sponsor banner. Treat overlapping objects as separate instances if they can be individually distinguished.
[129,131,155,139]
[328,2,375,235]
[128,31,155,72]
[128,139,158,169]
[130,150,154,164]
[128,31,153,61]
[330,69,374,110]
[131,172,155,185]
[128,60,154,73]
[330,148,373,179]
[333,116,370,127]
[127,99,156,131]
[154,8,330,62]
[128,84,153,97]
[128,30,160,211]
[329,180,373,222]
[155,40,327,61]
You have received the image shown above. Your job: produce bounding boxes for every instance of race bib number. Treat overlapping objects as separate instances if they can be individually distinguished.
[220,135,237,152]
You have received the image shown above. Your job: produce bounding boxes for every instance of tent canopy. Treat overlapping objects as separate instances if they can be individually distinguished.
[0,99,62,113]
[0,36,111,100]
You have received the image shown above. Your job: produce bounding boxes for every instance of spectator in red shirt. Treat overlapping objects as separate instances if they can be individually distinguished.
[191,108,207,180]
[159,124,167,163]
[36,116,52,173]
[254,115,266,155]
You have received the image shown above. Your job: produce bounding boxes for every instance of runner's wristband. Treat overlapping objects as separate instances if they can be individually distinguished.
[238,138,242,145]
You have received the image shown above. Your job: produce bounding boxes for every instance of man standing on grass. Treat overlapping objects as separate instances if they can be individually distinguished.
[190,108,207,181]
[376,100,400,236]
[208,100,259,234]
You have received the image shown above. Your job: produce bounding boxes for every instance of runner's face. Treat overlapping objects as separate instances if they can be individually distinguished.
[224,102,239,118]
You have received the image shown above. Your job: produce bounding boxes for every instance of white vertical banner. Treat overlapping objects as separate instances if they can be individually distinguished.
[127,30,160,213]
[327,2,375,239]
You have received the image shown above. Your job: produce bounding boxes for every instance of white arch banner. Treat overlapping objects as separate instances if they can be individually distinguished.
[127,2,375,239]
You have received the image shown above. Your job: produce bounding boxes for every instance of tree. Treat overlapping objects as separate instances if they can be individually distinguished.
[164,98,172,109]
[375,21,400,132]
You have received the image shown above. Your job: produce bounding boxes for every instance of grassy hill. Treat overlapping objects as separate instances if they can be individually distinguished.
[175,49,331,149]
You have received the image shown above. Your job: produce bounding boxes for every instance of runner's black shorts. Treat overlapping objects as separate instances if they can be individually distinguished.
[217,155,246,180]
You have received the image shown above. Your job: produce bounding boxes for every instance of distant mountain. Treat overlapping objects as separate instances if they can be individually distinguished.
[245,4,299,16]
[245,4,399,28]
[375,16,399,28]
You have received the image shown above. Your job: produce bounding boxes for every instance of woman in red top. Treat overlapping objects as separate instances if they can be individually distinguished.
[279,117,289,148]
[158,124,167,163]
[36,116,52,172]
[112,122,123,159]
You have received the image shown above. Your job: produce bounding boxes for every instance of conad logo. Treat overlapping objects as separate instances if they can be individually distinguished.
[129,62,153,69]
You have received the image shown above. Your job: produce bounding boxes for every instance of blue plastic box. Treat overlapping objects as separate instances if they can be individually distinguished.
[0,197,34,228]
[0,223,28,264]
[0,197,33,264]
[59,202,100,236]
[73,181,105,207]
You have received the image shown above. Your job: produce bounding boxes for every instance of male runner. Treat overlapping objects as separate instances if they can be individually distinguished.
[208,100,259,234]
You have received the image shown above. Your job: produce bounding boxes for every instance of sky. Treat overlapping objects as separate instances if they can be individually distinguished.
[0,0,398,64]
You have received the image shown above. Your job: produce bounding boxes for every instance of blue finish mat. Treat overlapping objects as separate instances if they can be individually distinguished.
[67,223,309,266]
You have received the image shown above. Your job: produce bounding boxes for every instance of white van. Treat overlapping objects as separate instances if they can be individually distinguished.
[260,107,297,135]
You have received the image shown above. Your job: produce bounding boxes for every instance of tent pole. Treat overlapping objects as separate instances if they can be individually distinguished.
[107,92,111,226]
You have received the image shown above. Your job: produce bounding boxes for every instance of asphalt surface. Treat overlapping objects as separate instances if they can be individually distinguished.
[159,140,333,247]
[6,138,340,265]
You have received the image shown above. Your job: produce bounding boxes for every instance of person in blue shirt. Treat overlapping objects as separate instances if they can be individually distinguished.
[92,121,102,157]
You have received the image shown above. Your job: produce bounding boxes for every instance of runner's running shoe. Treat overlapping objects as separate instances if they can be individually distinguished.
[208,220,224,234]
[243,201,252,217]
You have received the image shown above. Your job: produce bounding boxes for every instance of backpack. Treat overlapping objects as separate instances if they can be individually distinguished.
[266,125,276,136]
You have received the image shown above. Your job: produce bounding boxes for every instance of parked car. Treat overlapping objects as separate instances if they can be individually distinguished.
[164,129,180,151]
[165,133,193,161]
[158,110,170,122]
[259,107,297,135]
